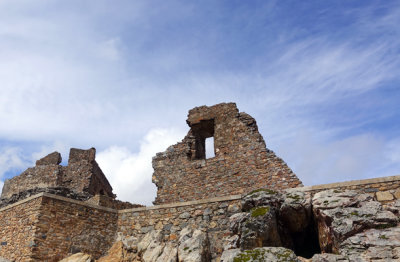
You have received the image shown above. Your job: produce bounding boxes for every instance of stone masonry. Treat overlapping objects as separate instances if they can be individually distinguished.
[0,103,399,261]
[152,103,303,204]
[1,148,114,199]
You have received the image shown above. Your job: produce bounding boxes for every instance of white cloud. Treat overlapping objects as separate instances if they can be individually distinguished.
[0,147,29,181]
[96,128,185,205]
[0,180,3,196]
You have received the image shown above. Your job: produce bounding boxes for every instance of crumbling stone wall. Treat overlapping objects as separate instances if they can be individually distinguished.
[152,103,303,204]
[33,194,118,261]
[0,175,399,261]
[0,197,42,261]
[117,195,242,261]
[1,148,114,199]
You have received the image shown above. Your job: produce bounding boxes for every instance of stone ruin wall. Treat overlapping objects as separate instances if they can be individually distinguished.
[152,103,302,204]
[33,195,118,261]
[0,197,42,262]
[1,148,114,200]
[0,193,118,262]
[0,175,399,261]
[0,102,399,261]
[117,195,242,262]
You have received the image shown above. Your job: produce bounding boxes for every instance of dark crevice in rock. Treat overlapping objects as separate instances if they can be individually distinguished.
[289,217,321,258]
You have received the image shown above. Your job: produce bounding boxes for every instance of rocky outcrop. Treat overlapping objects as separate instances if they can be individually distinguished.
[96,227,210,262]
[220,188,400,262]
[222,189,319,259]
[312,190,399,255]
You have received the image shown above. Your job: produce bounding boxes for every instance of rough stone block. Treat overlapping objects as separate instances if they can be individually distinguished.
[35,152,62,166]
[376,191,394,201]
[68,148,96,164]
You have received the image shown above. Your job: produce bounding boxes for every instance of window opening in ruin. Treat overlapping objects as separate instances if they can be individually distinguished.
[191,119,215,160]
[205,137,215,159]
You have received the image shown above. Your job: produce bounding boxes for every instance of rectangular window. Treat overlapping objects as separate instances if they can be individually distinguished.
[206,137,215,159]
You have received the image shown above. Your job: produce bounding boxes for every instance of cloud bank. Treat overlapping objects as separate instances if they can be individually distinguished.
[96,128,185,205]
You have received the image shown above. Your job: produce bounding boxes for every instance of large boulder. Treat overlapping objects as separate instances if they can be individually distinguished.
[312,189,398,253]
[137,230,163,255]
[339,226,400,261]
[178,227,210,262]
[156,242,178,262]
[280,190,312,233]
[239,205,282,250]
[241,189,283,212]
[97,241,138,262]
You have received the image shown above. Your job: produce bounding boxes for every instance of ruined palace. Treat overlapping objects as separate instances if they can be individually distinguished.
[0,103,399,262]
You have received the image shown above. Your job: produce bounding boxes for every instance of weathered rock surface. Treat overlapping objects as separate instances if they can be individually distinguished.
[280,190,312,233]
[310,253,348,261]
[67,188,399,262]
[241,189,283,212]
[221,247,300,262]
[0,257,11,262]
[97,241,138,262]
[312,189,399,254]
[59,253,93,262]
[103,227,210,262]
[178,228,210,262]
[339,226,400,261]
[156,242,177,262]
[220,188,399,261]
[239,205,282,250]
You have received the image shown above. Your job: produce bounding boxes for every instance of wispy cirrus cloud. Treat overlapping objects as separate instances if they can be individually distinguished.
[0,1,399,204]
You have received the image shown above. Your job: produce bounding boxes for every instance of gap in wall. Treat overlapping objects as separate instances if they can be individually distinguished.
[206,137,215,159]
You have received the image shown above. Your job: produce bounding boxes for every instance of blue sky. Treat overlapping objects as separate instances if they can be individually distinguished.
[0,1,399,205]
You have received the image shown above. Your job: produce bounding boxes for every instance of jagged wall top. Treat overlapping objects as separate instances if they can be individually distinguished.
[1,148,114,199]
[152,102,303,204]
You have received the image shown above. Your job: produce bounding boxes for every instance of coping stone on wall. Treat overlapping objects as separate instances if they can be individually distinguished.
[295,174,400,192]
[118,194,243,213]
[0,192,117,213]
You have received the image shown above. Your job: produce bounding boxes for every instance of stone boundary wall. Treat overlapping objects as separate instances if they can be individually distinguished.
[117,195,242,261]
[0,193,118,262]
[33,194,118,261]
[0,196,42,262]
[297,175,400,202]
[0,175,399,261]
